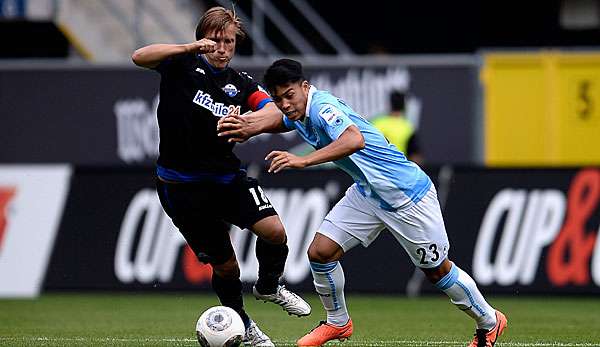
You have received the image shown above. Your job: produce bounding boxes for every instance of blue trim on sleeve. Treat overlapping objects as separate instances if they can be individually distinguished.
[255,98,271,110]
[435,263,459,290]
[157,165,236,183]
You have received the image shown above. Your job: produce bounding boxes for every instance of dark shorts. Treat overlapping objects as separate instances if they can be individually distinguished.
[156,171,277,265]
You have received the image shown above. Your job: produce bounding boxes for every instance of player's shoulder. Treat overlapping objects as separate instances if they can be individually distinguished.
[236,70,257,82]
[312,89,335,103]
[229,70,263,93]
[314,90,349,111]
[312,88,341,106]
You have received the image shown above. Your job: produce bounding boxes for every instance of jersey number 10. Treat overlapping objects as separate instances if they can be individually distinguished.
[249,186,270,207]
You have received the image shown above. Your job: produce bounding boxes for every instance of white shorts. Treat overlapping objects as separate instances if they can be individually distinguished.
[319,184,449,269]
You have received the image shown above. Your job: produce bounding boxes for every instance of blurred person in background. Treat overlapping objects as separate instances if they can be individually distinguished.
[218,58,507,347]
[371,90,424,166]
[131,7,310,347]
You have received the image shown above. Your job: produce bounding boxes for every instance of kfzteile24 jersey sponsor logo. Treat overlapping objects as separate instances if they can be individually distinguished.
[192,90,240,117]
[473,169,600,287]
[114,184,337,286]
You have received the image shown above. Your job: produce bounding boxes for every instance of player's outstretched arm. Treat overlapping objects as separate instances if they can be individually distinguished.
[131,39,216,69]
[266,125,365,173]
[217,102,290,143]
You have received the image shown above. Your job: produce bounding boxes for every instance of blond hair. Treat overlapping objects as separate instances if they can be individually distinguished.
[195,6,245,40]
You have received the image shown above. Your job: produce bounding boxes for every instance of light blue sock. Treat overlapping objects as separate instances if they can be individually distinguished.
[435,263,497,330]
[310,261,350,326]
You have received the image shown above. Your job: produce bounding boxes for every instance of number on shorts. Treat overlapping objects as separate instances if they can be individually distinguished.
[416,248,428,265]
[416,244,440,265]
[249,186,269,206]
[429,244,440,262]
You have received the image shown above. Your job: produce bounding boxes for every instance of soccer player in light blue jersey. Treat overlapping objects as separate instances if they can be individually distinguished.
[218,59,507,347]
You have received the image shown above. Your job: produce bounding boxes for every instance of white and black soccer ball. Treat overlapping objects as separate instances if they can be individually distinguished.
[195,306,245,347]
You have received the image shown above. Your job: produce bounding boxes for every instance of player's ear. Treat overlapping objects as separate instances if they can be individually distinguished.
[301,80,309,92]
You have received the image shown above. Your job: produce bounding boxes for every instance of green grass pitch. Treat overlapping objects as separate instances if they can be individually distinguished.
[1,293,599,346]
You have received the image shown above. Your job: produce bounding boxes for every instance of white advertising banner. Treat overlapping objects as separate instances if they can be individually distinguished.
[0,165,72,298]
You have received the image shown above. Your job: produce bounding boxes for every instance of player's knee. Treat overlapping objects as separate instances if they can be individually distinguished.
[307,244,336,263]
[422,268,443,283]
[252,216,287,245]
[212,256,240,280]
[307,233,343,263]
[421,259,452,283]
[262,224,287,245]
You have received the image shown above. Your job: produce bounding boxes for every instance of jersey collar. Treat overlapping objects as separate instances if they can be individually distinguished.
[199,54,227,74]
[303,85,317,124]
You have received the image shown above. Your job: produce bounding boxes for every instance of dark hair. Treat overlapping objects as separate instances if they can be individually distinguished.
[263,59,306,93]
[390,90,405,111]
[195,6,245,41]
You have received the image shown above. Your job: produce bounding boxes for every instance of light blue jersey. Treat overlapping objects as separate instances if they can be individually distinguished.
[282,86,432,210]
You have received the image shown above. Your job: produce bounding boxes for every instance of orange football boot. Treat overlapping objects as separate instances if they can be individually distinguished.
[297,319,353,347]
[468,310,508,347]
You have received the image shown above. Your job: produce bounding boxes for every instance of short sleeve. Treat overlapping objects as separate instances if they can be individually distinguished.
[239,71,273,111]
[313,103,354,140]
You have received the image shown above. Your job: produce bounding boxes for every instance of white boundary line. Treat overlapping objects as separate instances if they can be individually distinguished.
[0,337,599,346]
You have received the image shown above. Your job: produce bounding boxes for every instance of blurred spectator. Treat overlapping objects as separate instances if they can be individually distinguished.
[371,90,424,165]
[0,0,25,18]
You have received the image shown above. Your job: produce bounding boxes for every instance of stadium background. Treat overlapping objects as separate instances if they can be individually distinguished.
[1,0,600,345]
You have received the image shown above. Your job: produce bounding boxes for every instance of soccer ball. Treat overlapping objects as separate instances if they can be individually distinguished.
[195,306,245,347]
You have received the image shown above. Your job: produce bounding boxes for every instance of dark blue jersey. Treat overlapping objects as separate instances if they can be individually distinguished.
[154,53,270,174]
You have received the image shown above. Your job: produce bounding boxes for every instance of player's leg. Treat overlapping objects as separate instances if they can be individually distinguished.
[382,185,507,346]
[227,172,310,317]
[250,215,287,294]
[156,179,253,328]
[307,232,352,326]
[297,185,384,347]
[422,259,497,329]
[308,185,384,327]
[296,230,356,347]
[201,233,274,347]
[249,215,311,317]
[423,259,507,347]
[210,253,248,326]
[229,172,287,294]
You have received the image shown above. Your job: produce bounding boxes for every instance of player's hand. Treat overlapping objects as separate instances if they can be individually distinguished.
[217,114,251,143]
[265,151,307,173]
[186,39,217,54]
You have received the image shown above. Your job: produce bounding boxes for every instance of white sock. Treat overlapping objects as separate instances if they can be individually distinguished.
[310,261,349,326]
[435,263,497,330]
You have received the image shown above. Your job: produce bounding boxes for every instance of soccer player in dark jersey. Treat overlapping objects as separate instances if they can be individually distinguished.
[131,7,310,346]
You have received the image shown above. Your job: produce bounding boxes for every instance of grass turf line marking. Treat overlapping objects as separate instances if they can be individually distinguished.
[0,337,599,346]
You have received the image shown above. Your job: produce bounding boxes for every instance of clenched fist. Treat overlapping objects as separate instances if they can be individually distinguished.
[186,39,217,54]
